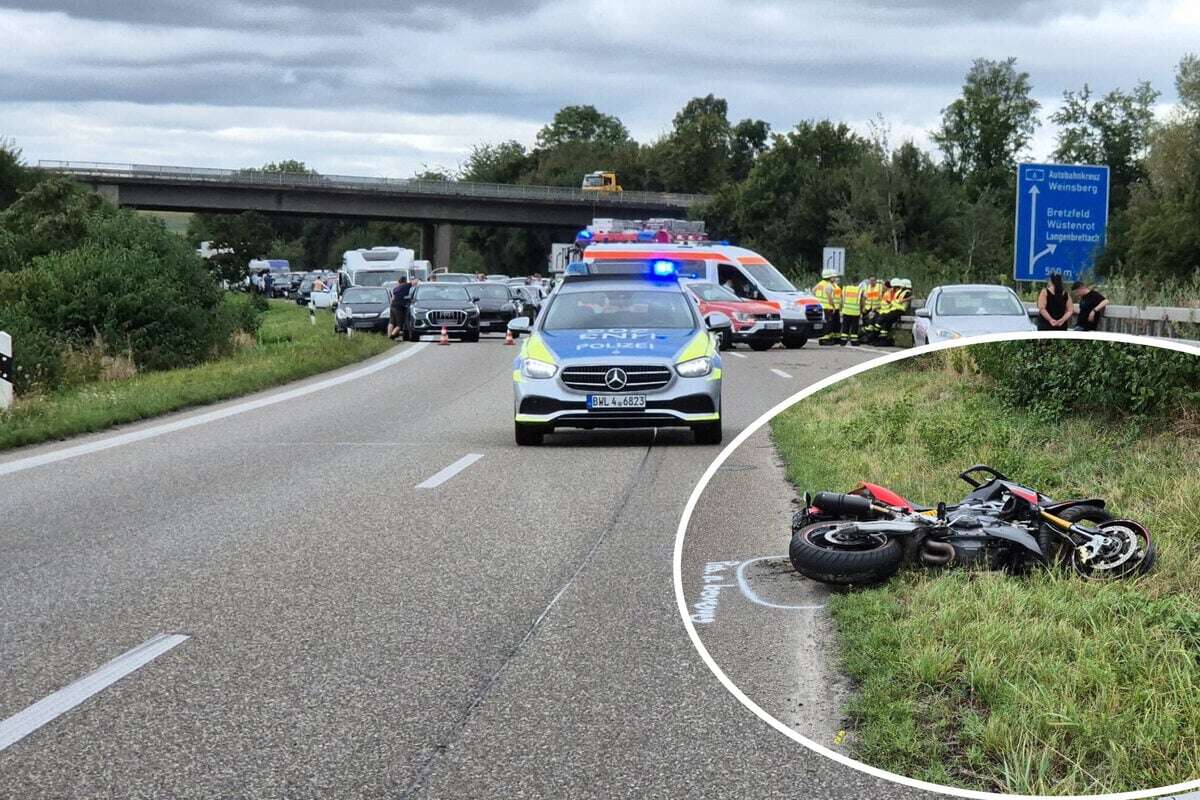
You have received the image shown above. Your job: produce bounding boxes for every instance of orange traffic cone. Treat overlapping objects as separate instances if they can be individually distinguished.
[438,325,450,345]
[503,328,515,346]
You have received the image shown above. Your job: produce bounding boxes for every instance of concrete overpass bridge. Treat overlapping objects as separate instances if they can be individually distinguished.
[37,161,709,269]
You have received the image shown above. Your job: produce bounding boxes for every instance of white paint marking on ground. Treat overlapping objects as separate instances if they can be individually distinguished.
[0,633,189,752]
[725,351,747,359]
[855,346,893,356]
[691,561,742,624]
[770,368,793,379]
[416,453,484,490]
[0,343,429,478]
[736,557,827,610]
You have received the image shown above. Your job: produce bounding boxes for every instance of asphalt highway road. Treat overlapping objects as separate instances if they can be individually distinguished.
[0,334,930,799]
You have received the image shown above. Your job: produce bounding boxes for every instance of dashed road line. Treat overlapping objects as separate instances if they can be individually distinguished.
[416,453,484,489]
[770,368,793,379]
[725,351,748,359]
[0,633,190,752]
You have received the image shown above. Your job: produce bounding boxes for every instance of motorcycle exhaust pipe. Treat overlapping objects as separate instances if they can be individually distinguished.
[812,492,877,518]
[921,540,955,566]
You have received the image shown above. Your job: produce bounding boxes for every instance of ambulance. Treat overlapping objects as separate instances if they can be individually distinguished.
[573,220,825,348]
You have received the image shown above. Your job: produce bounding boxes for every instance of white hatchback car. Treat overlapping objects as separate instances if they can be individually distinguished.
[912,284,1036,346]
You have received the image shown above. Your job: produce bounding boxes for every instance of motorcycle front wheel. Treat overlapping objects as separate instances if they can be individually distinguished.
[789,522,904,586]
[1038,504,1113,567]
[1071,520,1156,580]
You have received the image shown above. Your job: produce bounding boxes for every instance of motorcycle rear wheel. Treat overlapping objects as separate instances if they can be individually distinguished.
[789,522,903,586]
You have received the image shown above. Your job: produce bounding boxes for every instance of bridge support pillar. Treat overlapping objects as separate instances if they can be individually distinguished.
[421,224,436,264]
[95,183,121,206]
[434,223,454,272]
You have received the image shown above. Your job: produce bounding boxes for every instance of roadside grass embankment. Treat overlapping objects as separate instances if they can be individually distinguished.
[0,301,393,452]
[769,358,1200,795]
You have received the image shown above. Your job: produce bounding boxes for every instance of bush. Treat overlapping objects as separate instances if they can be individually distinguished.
[970,340,1200,416]
[0,181,263,395]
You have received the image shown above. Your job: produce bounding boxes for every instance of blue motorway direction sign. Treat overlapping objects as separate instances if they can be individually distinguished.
[1013,163,1110,282]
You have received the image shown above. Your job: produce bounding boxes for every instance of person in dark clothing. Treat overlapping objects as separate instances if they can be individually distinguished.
[1071,281,1109,331]
[1037,273,1073,331]
[262,271,274,299]
[389,277,415,339]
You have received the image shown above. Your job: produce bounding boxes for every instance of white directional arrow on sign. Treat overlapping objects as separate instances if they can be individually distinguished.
[1031,243,1058,272]
[1027,185,1040,278]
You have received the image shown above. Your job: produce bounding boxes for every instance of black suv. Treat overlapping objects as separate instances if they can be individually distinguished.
[404,284,480,342]
[466,282,518,335]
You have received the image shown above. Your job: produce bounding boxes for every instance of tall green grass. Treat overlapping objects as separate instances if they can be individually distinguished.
[770,361,1200,794]
[0,301,394,451]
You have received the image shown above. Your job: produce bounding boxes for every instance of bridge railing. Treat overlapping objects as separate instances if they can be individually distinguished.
[36,160,707,209]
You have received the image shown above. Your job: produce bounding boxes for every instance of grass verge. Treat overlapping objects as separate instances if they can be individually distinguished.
[769,358,1200,795]
[0,301,394,452]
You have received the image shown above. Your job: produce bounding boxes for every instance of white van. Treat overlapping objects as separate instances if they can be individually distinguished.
[582,241,826,348]
[339,247,418,292]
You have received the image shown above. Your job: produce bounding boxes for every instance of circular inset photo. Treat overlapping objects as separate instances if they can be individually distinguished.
[675,334,1200,799]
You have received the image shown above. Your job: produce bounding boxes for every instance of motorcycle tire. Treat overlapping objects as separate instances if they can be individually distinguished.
[789,522,903,586]
[1038,504,1112,568]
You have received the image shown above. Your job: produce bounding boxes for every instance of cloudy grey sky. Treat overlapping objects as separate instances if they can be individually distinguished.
[2,0,1197,177]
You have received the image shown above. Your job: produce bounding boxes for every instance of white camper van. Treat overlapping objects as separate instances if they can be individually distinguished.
[338,247,419,292]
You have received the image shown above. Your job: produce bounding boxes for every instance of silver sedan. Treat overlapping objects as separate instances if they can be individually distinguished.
[912,284,1036,346]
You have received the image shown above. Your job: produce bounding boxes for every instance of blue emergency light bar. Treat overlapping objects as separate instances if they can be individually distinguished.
[561,259,700,281]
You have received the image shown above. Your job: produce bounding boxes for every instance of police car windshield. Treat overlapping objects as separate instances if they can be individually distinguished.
[935,289,1025,317]
[689,283,740,302]
[543,290,696,331]
[742,263,796,292]
[414,285,470,301]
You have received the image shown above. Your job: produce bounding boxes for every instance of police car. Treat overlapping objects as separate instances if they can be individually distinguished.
[508,259,729,446]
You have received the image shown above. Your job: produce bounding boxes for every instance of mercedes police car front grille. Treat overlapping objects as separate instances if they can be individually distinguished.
[560,365,672,392]
[428,310,467,326]
[804,305,824,321]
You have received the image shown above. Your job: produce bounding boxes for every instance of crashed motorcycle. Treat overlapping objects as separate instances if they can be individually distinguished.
[789,465,1155,586]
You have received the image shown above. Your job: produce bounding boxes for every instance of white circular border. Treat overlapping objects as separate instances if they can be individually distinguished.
[673,331,1200,800]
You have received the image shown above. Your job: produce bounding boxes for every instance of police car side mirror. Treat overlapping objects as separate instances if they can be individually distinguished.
[508,317,532,333]
[915,308,932,319]
[705,312,733,332]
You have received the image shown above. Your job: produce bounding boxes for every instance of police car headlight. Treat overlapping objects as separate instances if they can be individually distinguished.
[676,356,713,378]
[522,358,558,379]
[934,328,963,340]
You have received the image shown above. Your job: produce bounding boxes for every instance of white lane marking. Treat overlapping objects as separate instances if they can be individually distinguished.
[416,453,484,489]
[725,351,748,359]
[0,344,429,478]
[855,346,893,356]
[736,557,826,610]
[770,368,793,379]
[0,633,189,752]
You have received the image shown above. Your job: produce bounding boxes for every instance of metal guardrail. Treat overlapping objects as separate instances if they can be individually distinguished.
[897,301,1200,340]
[36,160,708,209]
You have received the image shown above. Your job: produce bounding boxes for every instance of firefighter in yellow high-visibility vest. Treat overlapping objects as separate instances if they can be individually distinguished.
[858,275,883,344]
[876,278,911,346]
[840,278,862,346]
[814,269,842,346]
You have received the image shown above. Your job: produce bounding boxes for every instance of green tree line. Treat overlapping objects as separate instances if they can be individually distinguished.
[189,55,1198,293]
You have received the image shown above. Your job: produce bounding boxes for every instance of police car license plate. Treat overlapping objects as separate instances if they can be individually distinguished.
[588,394,647,410]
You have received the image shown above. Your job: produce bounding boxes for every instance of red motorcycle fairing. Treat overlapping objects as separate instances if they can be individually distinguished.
[853,482,915,511]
